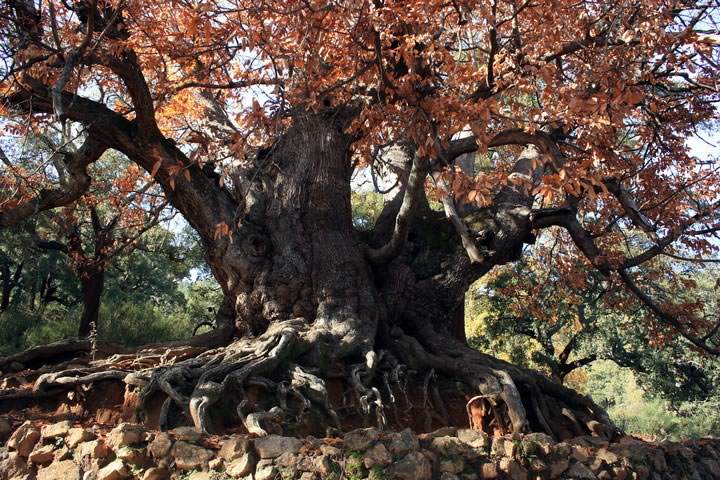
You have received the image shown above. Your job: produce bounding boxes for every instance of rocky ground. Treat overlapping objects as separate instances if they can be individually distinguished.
[1,418,719,480]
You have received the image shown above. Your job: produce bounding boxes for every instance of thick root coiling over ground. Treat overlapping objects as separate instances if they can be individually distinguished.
[0,318,618,441]
[132,319,316,434]
[388,320,618,440]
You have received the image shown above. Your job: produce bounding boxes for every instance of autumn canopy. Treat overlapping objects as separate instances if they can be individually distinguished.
[0,0,718,438]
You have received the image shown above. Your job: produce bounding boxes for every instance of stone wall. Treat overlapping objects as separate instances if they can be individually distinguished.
[1,420,719,479]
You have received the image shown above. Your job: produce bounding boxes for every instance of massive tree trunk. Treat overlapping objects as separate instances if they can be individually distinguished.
[220,111,380,355]
[78,268,104,337]
[0,109,617,442]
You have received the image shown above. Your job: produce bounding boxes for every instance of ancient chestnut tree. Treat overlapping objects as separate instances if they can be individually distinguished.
[0,0,718,438]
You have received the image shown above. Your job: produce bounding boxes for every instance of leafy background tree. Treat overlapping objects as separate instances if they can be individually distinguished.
[0,135,218,352]
[0,218,219,353]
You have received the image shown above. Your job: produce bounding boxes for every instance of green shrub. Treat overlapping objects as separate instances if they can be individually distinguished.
[0,305,80,354]
[22,311,80,348]
[583,361,720,440]
[98,301,193,346]
[0,297,196,354]
[0,307,43,355]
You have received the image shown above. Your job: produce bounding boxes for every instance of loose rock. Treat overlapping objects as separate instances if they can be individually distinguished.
[313,454,336,476]
[226,451,256,478]
[169,427,202,444]
[54,445,72,461]
[343,427,380,451]
[7,422,41,457]
[142,467,170,480]
[500,457,528,480]
[187,472,212,480]
[254,435,303,459]
[431,436,467,457]
[255,458,278,480]
[549,458,570,479]
[208,457,223,470]
[0,450,30,480]
[37,459,81,480]
[521,433,554,457]
[218,436,251,462]
[76,439,110,460]
[28,444,55,465]
[440,473,461,480]
[116,445,149,466]
[481,462,499,479]
[171,441,213,470]
[148,432,173,460]
[106,423,147,450]
[457,429,490,450]
[40,420,71,440]
[67,428,96,448]
[439,456,465,474]
[319,444,342,457]
[566,462,598,479]
[363,443,392,468]
[389,429,420,455]
[388,451,432,480]
[96,458,130,480]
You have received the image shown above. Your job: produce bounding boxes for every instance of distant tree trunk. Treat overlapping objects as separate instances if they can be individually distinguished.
[35,271,54,318]
[28,275,37,310]
[1,262,23,311]
[79,268,104,337]
[1,264,11,312]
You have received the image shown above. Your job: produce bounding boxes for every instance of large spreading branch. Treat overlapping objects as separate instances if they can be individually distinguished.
[0,135,106,228]
[4,78,238,243]
[365,152,429,264]
[531,205,720,355]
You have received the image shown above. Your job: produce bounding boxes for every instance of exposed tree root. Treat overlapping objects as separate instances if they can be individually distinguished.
[0,316,619,441]
[389,318,618,439]
[239,400,285,436]
[0,339,92,372]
